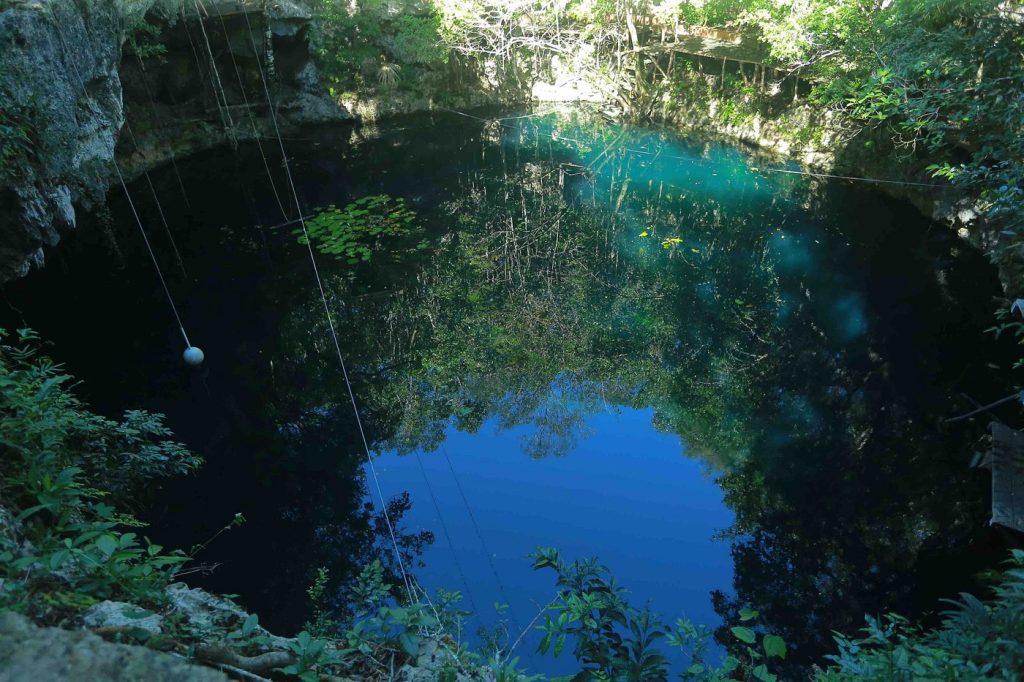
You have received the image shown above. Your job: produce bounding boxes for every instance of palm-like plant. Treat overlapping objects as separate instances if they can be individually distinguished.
[377,58,402,87]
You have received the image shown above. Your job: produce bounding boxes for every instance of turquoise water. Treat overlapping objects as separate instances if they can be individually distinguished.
[3,109,1016,675]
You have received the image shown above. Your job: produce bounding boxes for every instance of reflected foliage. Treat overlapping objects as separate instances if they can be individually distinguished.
[22,109,1012,669]
[274,111,1009,669]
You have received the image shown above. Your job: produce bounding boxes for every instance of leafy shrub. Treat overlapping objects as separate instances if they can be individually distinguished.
[818,550,1024,681]
[0,329,199,620]
[342,559,438,658]
[311,0,447,92]
[531,547,787,681]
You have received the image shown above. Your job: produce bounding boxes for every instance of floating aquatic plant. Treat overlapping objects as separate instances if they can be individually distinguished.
[295,194,425,265]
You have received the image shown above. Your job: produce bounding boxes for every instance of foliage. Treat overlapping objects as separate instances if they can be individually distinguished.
[741,0,1024,289]
[342,560,437,658]
[0,329,199,620]
[531,546,1024,680]
[305,566,334,637]
[276,630,347,682]
[296,194,426,265]
[531,547,789,681]
[818,549,1024,680]
[122,9,169,61]
[0,330,534,680]
[311,0,447,92]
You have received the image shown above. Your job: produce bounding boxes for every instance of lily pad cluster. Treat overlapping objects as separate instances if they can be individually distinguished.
[295,195,425,265]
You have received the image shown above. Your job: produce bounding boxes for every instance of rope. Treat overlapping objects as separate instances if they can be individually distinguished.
[193,0,238,143]
[238,4,416,603]
[122,118,189,278]
[414,453,481,618]
[760,166,954,189]
[945,391,1021,423]
[114,161,192,349]
[214,4,289,221]
[45,3,193,351]
[181,1,212,95]
[443,448,522,632]
[132,52,193,208]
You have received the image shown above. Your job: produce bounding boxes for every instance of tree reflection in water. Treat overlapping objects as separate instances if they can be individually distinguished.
[8,110,1013,670]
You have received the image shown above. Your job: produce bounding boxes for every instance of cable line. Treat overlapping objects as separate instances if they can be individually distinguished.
[443,448,522,632]
[113,162,193,349]
[193,0,237,144]
[214,5,290,221]
[122,119,189,278]
[415,452,481,618]
[44,4,198,359]
[238,4,416,603]
[760,166,953,188]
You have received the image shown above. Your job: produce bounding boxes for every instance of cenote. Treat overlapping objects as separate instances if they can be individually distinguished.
[3,109,1018,675]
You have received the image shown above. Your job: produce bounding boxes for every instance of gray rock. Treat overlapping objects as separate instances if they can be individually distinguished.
[0,0,331,283]
[0,0,137,281]
[0,611,228,682]
[395,637,481,682]
[165,583,292,650]
[82,601,163,634]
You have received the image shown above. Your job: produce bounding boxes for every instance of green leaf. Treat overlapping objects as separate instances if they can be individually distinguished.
[398,632,419,656]
[739,607,759,621]
[731,626,756,644]
[763,634,786,659]
[96,534,118,556]
[538,631,552,655]
[15,504,47,522]
[241,614,258,636]
[752,664,777,682]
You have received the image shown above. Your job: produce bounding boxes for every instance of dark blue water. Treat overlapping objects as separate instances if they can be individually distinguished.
[376,408,732,672]
[2,108,1017,676]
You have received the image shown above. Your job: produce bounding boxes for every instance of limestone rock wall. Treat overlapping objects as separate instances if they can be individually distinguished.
[0,0,345,283]
[0,0,144,281]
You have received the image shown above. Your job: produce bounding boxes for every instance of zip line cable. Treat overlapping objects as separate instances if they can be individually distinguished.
[217,11,487,624]
[759,166,952,188]
[181,2,214,102]
[213,5,290,222]
[238,15,484,653]
[131,52,193,209]
[45,5,195,353]
[114,156,193,349]
[122,119,189,278]
[238,4,417,603]
[194,0,237,143]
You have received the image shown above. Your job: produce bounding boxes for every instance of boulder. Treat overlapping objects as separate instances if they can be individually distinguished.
[0,611,228,682]
[82,601,163,634]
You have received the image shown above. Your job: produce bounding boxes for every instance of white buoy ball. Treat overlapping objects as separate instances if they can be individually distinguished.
[183,346,205,367]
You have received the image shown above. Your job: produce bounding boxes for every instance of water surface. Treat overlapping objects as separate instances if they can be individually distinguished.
[3,109,1015,674]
